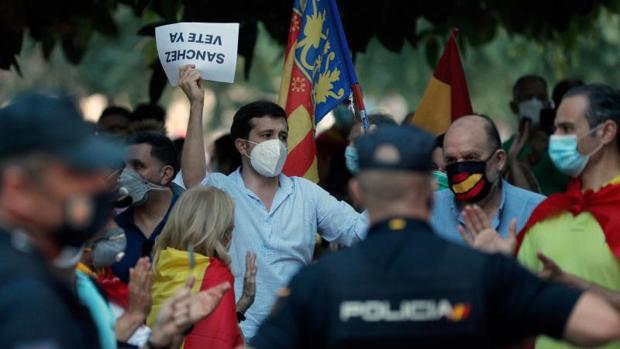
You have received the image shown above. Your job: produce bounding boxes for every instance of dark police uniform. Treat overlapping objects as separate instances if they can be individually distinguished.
[251,125,584,349]
[0,230,100,349]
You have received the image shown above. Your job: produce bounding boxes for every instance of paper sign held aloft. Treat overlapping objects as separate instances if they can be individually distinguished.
[155,22,239,86]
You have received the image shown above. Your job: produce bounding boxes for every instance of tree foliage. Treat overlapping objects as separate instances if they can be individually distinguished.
[2,0,619,102]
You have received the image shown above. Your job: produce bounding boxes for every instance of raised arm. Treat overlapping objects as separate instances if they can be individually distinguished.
[179,65,208,188]
[538,252,620,311]
[563,292,620,346]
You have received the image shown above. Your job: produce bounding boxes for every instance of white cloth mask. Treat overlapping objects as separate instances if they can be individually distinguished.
[518,98,545,126]
[246,139,288,178]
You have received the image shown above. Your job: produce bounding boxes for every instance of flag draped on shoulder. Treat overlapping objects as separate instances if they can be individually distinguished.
[279,0,358,182]
[411,29,473,135]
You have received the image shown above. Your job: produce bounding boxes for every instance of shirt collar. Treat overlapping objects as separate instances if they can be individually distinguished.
[233,167,293,213]
[368,217,432,236]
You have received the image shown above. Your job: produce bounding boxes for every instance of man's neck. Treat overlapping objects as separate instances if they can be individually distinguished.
[133,188,173,238]
[580,147,620,191]
[368,206,430,226]
[457,180,503,218]
[240,163,279,210]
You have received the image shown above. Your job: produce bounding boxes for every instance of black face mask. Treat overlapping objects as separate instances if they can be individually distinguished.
[446,153,496,203]
[52,191,115,248]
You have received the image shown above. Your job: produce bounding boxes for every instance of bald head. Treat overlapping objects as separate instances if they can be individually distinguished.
[444,115,501,159]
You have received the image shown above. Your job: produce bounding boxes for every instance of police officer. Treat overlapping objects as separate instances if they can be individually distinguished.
[0,93,230,349]
[250,125,620,349]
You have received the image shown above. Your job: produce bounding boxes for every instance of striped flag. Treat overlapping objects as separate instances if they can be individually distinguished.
[279,0,357,182]
[411,29,473,135]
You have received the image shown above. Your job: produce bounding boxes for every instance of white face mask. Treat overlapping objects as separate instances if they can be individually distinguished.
[518,98,545,126]
[246,139,288,177]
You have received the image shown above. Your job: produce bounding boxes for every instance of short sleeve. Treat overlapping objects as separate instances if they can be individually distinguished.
[485,254,583,341]
[250,265,325,349]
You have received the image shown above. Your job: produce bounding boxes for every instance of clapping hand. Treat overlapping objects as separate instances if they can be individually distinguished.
[236,251,257,315]
[457,205,517,256]
[148,277,231,348]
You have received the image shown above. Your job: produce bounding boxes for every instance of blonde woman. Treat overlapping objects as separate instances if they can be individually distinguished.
[147,187,243,349]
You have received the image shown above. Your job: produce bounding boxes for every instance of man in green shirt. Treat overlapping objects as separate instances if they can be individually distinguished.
[503,75,569,195]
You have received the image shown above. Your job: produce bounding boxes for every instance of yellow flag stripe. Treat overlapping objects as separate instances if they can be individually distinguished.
[411,77,452,135]
[287,105,313,151]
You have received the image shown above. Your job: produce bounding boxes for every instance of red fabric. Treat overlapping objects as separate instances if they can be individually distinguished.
[183,258,243,349]
[432,29,473,122]
[515,178,620,259]
[96,266,129,309]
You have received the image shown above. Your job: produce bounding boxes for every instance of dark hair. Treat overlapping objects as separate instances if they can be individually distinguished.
[512,75,547,100]
[126,132,180,177]
[473,114,501,153]
[100,106,131,120]
[230,101,287,141]
[212,134,241,175]
[564,84,620,150]
[435,134,444,149]
[131,103,166,123]
[552,79,585,108]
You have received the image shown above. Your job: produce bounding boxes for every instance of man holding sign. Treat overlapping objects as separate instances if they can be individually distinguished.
[156,22,239,85]
[178,65,368,339]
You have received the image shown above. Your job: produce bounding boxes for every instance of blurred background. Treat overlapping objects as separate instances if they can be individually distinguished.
[2,1,620,141]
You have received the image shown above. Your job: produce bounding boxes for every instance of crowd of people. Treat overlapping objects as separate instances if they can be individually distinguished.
[2,63,620,349]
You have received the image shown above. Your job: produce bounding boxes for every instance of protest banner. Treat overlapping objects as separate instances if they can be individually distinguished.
[155,22,239,85]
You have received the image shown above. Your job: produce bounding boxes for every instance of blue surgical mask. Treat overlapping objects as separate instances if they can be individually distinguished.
[345,145,358,174]
[548,126,603,177]
[433,170,449,191]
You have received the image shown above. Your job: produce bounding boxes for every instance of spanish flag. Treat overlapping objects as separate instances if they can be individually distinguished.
[147,248,242,349]
[279,0,358,182]
[411,29,473,135]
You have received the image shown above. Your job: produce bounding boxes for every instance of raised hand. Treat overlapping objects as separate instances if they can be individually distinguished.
[148,276,231,348]
[127,256,152,318]
[457,205,516,256]
[179,64,204,103]
[236,251,257,315]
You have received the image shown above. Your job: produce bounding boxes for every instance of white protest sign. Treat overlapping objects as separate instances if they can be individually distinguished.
[155,22,239,86]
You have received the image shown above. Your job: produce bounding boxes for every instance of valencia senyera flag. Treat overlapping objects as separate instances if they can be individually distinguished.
[279,0,358,182]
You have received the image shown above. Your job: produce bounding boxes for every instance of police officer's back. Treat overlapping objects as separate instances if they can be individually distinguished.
[250,125,620,349]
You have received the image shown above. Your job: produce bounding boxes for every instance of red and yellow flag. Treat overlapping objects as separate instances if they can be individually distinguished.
[412,30,473,135]
[279,2,317,181]
[279,0,357,182]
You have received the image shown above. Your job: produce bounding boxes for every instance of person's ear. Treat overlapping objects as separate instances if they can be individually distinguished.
[348,178,363,208]
[495,149,507,172]
[599,120,618,147]
[234,138,249,157]
[160,165,175,185]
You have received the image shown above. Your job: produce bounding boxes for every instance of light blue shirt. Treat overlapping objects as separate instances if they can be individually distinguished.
[430,180,545,244]
[201,169,367,338]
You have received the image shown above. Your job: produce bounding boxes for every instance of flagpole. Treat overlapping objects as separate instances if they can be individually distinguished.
[327,0,369,131]
[351,83,369,131]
